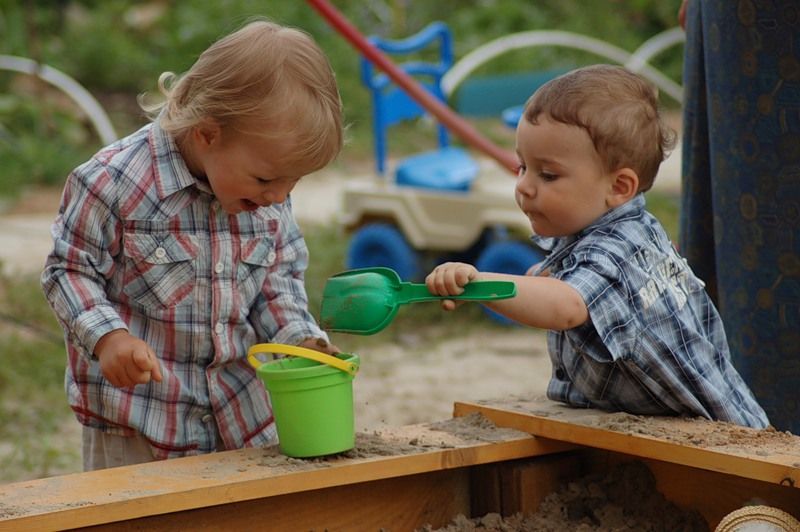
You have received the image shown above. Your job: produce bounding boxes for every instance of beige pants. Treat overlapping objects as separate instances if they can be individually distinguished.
[82,425,226,471]
[82,426,155,471]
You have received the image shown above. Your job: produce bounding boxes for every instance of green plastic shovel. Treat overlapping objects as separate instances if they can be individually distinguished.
[319,267,516,335]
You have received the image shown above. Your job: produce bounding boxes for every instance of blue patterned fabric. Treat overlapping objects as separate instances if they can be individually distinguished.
[532,195,769,428]
[681,0,800,433]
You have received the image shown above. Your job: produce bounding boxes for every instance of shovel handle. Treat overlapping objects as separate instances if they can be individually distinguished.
[398,280,516,304]
[247,343,359,376]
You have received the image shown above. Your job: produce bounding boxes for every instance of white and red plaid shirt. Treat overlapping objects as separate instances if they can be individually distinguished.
[41,122,327,459]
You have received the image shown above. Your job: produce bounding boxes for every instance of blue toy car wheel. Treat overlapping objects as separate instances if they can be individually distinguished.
[347,223,420,281]
[475,240,544,325]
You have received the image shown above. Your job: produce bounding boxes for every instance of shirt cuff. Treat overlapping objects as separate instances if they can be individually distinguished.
[72,305,127,359]
[271,321,329,347]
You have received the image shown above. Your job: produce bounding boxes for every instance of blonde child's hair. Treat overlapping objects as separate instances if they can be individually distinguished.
[523,64,676,192]
[141,18,343,175]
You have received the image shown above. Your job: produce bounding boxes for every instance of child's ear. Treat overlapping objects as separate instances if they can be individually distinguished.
[193,120,221,148]
[606,168,639,208]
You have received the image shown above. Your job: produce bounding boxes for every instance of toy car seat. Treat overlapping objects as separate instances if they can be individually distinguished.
[361,22,478,192]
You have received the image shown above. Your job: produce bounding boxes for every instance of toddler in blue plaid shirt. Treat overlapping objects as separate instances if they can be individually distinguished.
[426,65,768,428]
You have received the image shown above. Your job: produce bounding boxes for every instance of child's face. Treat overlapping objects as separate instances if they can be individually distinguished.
[514,115,616,237]
[189,127,303,215]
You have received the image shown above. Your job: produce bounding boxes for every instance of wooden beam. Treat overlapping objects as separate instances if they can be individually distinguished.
[453,397,800,489]
[0,418,574,531]
[82,469,471,531]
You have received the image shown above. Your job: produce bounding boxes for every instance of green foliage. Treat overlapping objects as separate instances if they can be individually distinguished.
[0,0,683,198]
[0,77,96,193]
[645,189,681,241]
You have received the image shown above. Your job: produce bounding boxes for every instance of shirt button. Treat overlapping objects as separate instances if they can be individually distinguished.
[201,414,213,424]
[214,262,224,274]
[214,323,224,334]
[266,251,277,265]
[154,247,166,259]
[555,367,566,380]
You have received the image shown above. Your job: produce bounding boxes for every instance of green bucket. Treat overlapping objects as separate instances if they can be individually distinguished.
[248,343,360,458]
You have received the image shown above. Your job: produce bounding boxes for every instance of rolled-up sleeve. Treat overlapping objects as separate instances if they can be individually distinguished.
[41,162,126,357]
[557,252,638,364]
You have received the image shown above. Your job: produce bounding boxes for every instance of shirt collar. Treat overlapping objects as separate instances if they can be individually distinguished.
[149,121,212,199]
[531,193,646,273]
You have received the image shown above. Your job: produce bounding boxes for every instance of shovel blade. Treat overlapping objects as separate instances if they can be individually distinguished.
[319,269,399,334]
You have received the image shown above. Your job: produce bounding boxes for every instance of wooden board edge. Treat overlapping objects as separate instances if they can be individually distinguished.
[0,431,574,530]
[453,400,800,489]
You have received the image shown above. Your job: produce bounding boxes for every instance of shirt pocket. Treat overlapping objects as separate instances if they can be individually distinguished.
[123,233,198,308]
[236,236,278,305]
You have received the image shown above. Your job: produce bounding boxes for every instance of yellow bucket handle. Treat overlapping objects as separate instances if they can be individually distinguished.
[247,343,358,376]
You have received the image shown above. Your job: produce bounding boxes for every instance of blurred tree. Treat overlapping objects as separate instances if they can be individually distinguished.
[0,0,682,191]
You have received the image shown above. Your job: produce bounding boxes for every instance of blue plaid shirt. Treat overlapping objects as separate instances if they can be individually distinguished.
[532,194,769,428]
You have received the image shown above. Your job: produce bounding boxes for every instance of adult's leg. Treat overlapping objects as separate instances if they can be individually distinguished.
[680,0,800,433]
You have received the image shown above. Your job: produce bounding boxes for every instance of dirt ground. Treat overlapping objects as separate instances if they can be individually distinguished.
[0,177,552,481]
[353,326,551,431]
[0,147,675,478]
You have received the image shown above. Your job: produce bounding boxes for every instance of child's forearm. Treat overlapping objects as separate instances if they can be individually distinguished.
[476,272,589,330]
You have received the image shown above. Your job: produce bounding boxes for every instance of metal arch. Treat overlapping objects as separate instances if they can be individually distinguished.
[441,28,685,104]
[0,54,117,145]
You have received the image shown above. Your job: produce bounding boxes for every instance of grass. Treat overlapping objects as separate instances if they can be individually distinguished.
[0,273,77,482]
[0,189,680,484]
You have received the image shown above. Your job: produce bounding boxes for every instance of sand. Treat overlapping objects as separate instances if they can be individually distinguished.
[423,461,707,531]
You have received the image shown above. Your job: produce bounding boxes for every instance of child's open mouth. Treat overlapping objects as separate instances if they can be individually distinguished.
[241,199,260,211]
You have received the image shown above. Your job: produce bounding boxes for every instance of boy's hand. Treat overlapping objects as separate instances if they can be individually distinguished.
[425,262,479,311]
[94,329,164,388]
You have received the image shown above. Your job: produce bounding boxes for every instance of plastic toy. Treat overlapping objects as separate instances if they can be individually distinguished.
[343,21,544,299]
[319,267,516,335]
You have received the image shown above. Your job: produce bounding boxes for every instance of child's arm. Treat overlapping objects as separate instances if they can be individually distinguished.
[426,262,588,331]
[94,329,164,388]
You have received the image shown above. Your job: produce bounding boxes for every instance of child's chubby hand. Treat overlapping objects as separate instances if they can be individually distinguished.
[425,262,479,311]
[299,337,341,356]
[94,329,164,388]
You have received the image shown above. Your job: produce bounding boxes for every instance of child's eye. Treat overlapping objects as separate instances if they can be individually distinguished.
[539,171,558,182]
[516,164,526,176]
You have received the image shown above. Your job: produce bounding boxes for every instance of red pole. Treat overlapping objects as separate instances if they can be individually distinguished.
[306,0,519,175]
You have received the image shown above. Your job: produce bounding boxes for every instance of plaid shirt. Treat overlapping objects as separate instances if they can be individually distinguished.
[532,194,769,428]
[41,123,328,458]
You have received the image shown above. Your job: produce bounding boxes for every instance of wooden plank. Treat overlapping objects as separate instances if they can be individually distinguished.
[453,396,800,488]
[0,415,574,531]
[82,469,470,531]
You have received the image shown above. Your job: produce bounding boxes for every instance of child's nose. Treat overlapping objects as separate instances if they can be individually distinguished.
[263,182,295,204]
[515,174,535,198]
[265,190,289,204]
